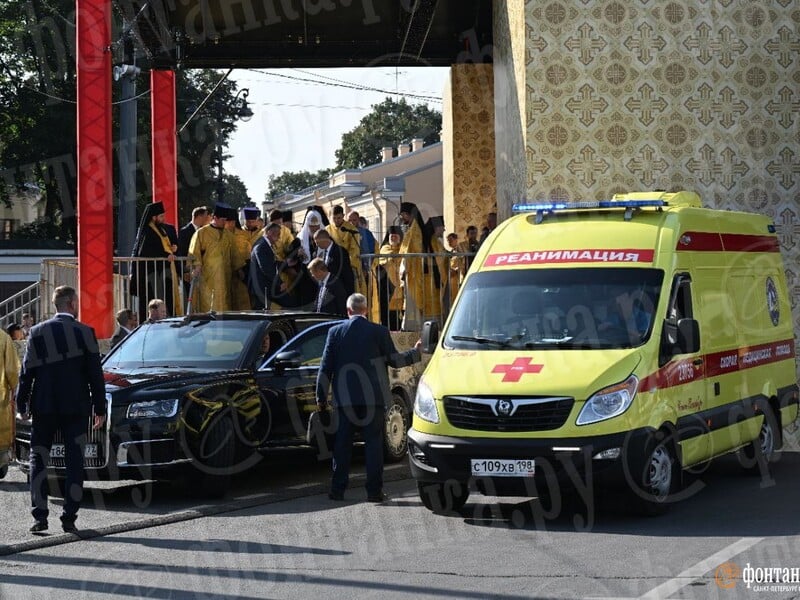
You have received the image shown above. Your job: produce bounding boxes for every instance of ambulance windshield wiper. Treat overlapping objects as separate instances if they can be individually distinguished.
[451,334,521,348]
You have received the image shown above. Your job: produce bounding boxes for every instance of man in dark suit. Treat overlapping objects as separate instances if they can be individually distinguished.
[308,258,347,316]
[176,206,209,302]
[110,308,137,349]
[16,286,107,533]
[249,223,281,309]
[312,229,355,296]
[316,293,422,502]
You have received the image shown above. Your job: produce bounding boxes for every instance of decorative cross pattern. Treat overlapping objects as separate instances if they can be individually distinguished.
[766,147,800,190]
[766,86,800,129]
[685,144,749,189]
[683,22,715,65]
[626,144,668,187]
[565,22,608,66]
[624,22,666,65]
[684,83,715,126]
[776,206,800,250]
[565,84,608,126]
[624,83,668,126]
[567,145,610,187]
[715,86,748,129]
[764,26,800,69]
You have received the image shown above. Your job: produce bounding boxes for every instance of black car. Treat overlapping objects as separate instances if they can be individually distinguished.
[14,311,419,495]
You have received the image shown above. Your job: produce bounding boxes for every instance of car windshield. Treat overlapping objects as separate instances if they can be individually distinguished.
[104,319,262,370]
[445,268,664,350]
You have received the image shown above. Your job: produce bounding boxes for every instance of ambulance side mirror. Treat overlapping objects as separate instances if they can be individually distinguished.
[676,318,700,354]
[421,320,440,354]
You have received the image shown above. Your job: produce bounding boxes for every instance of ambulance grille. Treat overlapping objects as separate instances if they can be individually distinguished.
[443,396,574,432]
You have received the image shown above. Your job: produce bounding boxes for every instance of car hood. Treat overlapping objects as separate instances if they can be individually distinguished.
[103,368,247,393]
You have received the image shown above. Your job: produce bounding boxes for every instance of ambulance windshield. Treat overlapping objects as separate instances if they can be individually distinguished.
[444,268,664,350]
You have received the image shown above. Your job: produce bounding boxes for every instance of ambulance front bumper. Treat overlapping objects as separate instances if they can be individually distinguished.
[408,427,655,493]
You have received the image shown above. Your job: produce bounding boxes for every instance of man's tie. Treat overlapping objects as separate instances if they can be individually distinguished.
[316,281,326,312]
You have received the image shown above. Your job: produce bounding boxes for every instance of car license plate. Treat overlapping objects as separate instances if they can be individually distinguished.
[50,444,98,459]
[470,459,535,477]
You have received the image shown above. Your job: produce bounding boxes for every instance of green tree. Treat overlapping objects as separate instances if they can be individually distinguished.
[335,97,441,169]
[219,173,251,210]
[266,168,334,200]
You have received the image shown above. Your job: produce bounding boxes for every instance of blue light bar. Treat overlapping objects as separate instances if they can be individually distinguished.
[512,199,668,214]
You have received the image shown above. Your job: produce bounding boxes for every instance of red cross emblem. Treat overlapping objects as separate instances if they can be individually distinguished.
[491,357,544,382]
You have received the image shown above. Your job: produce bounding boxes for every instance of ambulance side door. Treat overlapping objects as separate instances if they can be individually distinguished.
[661,274,709,467]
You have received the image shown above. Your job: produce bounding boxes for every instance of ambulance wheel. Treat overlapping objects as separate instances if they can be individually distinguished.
[738,405,780,474]
[630,432,678,516]
[383,394,410,463]
[417,480,470,513]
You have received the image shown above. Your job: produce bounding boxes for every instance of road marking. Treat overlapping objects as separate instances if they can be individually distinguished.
[637,537,764,599]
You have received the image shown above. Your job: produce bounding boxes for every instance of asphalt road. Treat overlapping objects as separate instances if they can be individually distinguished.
[1,449,800,599]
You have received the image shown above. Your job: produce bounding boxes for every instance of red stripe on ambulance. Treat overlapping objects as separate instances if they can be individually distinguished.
[676,232,779,253]
[638,339,795,393]
[484,249,655,267]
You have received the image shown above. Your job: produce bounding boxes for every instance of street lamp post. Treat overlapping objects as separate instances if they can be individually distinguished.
[213,88,253,204]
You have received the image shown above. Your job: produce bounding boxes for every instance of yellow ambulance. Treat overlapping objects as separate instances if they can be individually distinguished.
[410,191,798,514]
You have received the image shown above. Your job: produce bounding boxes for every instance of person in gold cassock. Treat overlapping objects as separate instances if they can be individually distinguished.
[241,206,263,247]
[188,203,235,313]
[326,205,365,295]
[371,225,404,330]
[226,213,253,311]
[399,202,442,332]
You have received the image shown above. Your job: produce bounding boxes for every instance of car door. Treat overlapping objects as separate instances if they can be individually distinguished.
[255,321,338,441]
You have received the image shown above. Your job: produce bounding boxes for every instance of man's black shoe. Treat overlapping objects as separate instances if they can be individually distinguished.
[61,520,78,533]
[328,491,345,501]
[367,492,389,503]
[29,520,48,533]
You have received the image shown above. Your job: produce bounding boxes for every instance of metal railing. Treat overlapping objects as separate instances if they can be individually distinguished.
[0,282,39,330]
[30,252,475,334]
[38,257,191,323]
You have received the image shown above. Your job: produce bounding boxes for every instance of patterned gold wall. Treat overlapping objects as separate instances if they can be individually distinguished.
[494,0,800,356]
[442,64,497,238]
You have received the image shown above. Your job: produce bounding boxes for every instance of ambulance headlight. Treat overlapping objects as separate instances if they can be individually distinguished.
[576,375,638,425]
[414,379,439,424]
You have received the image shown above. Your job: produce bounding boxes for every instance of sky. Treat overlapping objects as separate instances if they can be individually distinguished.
[225,66,450,205]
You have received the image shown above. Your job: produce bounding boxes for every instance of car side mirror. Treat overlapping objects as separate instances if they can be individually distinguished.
[676,318,700,354]
[421,320,439,354]
[273,350,302,370]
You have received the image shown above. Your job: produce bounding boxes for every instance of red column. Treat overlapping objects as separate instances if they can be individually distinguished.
[151,70,178,228]
[76,0,113,338]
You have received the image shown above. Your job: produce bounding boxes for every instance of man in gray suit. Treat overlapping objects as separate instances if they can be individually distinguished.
[316,293,421,502]
[16,286,106,533]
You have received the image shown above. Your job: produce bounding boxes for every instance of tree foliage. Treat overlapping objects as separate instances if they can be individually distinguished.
[266,169,334,200]
[0,0,248,241]
[334,97,441,169]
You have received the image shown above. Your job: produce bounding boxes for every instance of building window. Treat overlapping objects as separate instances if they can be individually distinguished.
[0,219,14,240]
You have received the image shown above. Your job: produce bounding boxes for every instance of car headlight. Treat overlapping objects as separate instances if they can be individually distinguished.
[127,399,180,419]
[414,379,439,424]
[576,375,638,426]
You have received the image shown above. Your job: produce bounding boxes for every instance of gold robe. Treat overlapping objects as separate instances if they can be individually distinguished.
[0,330,20,457]
[326,223,365,294]
[230,228,252,311]
[244,227,262,248]
[370,242,403,323]
[189,224,233,312]
[149,221,184,317]
[400,220,442,322]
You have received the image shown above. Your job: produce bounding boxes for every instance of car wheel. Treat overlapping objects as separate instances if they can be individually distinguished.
[738,405,781,474]
[628,431,678,516]
[417,480,470,513]
[383,393,409,463]
[191,417,236,498]
[0,464,7,479]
